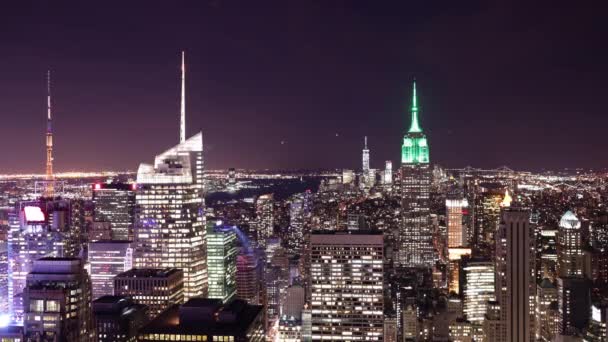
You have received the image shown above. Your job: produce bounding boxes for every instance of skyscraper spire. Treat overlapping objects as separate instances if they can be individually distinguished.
[45,69,54,197]
[362,136,370,173]
[180,50,186,143]
[408,79,422,133]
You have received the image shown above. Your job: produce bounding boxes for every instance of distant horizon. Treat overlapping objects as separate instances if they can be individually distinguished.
[0,165,605,179]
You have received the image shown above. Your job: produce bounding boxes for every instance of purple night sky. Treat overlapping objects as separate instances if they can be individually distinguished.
[0,1,606,173]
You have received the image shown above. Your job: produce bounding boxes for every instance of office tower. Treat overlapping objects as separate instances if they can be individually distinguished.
[495,208,536,342]
[278,318,303,341]
[483,301,505,342]
[538,224,559,282]
[585,304,607,342]
[92,182,136,240]
[342,169,355,184]
[137,298,265,342]
[0,242,7,314]
[361,136,371,189]
[590,219,608,284]
[264,264,288,329]
[362,136,370,173]
[447,194,468,248]
[384,160,393,185]
[114,268,184,319]
[535,278,559,341]
[462,259,495,324]
[399,80,433,268]
[383,317,398,342]
[447,247,471,295]
[133,52,205,299]
[474,187,506,247]
[23,257,91,342]
[557,277,590,336]
[282,284,305,319]
[88,240,132,299]
[44,70,55,198]
[402,303,418,341]
[134,132,207,299]
[7,202,69,322]
[92,295,149,342]
[347,213,367,231]
[301,308,312,342]
[207,224,237,303]
[310,231,384,341]
[236,253,260,304]
[255,194,274,246]
[449,318,473,342]
[557,211,584,277]
[287,194,306,253]
[0,326,24,341]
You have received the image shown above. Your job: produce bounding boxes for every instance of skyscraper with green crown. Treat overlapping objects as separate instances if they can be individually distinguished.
[398,80,434,268]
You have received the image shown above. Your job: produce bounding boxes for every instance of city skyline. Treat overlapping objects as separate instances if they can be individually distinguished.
[3,3,608,341]
[1,2,607,173]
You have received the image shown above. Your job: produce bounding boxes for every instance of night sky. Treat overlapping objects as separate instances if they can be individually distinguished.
[0,1,606,173]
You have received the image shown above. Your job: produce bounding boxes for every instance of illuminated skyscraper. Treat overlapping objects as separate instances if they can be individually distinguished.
[361,136,370,190]
[495,208,536,342]
[23,257,91,342]
[384,160,393,185]
[585,304,607,342]
[462,259,495,324]
[362,136,370,173]
[310,231,384,341]
[556,211,584,277]
[114,268,184,319]
[134,132,207,299]
[0,242,7,314]
[535,278,559,341]
[398,80,433,268]
[207,224,237,303]
[92,183,136,241]
[7,201,77,322]
[133,52,206,299]
[287,193,309,253]
[255,194,274,247]
[236,253,260,304]
[88,240,132,300]
[447,194,468,248]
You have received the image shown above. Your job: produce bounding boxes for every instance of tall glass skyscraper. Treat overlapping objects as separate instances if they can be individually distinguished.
[398,80,434,268]
[88,240,132,300]
[206,224,237,303]
[255,194,274,247]
[92,183,136,241]
[7,200,76,323]
[556,211,584,277]
[134,132,207,299]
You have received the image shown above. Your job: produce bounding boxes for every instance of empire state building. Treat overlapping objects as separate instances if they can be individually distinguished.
[398,80,434,268]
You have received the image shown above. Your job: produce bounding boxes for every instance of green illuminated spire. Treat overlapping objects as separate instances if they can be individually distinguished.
[401,79,429,164]
[408,79,422,133]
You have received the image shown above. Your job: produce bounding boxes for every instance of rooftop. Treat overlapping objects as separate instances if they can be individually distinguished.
[559,210,581,229]
[116,268,182,279]
[139,298,262,337]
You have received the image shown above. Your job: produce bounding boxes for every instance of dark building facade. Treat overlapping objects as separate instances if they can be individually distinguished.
[137,298,264,341]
